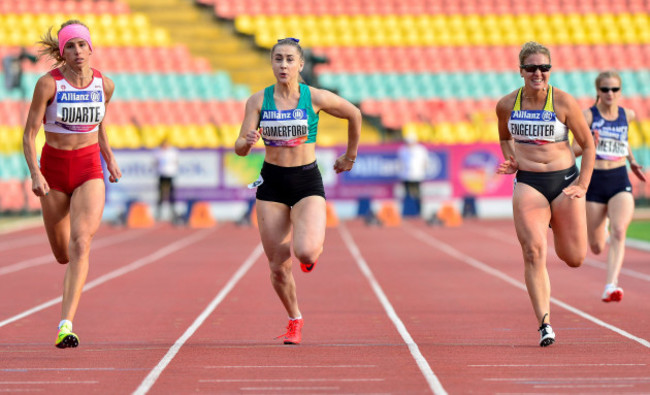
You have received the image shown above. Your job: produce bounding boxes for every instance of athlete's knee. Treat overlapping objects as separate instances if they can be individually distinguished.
[269,258,291,279]
[54,252,70,264]
[521,242,545,265]
[68,234,92,257]
[609,224,627,243]
[560,250,584,268]
[294,247,321,266]
[590,240,605,255]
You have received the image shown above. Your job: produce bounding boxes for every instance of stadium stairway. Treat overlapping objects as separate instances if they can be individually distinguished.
[123,0,274,93]
[121,0,383,143]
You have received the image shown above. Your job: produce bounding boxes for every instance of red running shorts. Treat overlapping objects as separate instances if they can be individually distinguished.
[40,143,104,195]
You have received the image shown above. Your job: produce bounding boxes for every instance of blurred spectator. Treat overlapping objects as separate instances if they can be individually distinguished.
[397,132,429,215]
[154,138,179,221]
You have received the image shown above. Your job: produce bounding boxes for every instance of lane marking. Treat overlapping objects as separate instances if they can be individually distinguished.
[468,225,650,282]
[0,235,43,252]
[486,376,650,382]
[199,378,384,383]
[132,243,264,395]
[0,381,98,384]
[406,226,650,349]
[205,365,376,369]
[339,224,448,395]
[469,363,646,367]
[240,387,339,391]
[0,229,212,328]
[535,384,633,389]
[0,229,152,276]
[2,368,116,372]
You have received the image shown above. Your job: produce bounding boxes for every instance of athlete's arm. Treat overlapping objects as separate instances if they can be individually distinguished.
[235,91,263,157]
[495,94,518,174]
[98,75,121,183]
[572,108,593,157]
[625,108,646,182]
[23,74,55,197]
[311,87,361,173]
[559,91,595,197]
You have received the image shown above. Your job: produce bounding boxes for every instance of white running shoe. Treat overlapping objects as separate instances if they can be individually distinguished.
[538,323,555,347]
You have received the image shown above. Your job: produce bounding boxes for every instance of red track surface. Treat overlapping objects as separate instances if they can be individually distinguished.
[1,219,649,394]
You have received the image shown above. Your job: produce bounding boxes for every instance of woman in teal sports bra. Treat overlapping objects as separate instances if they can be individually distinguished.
[235,38,362,345]
[495,41,595,347]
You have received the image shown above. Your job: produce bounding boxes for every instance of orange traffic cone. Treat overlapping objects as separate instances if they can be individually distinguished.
[437,203,462,227]
[188,201,216,228]
[326,202,339,227]
[126,202,154,228]
[376,201,401,227]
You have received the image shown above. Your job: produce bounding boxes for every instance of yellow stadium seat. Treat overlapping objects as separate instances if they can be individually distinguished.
[628,121,642,148]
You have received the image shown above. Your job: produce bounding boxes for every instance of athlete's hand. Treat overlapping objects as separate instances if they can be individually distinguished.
[30,172,50,197]
[630,161,646,182]
[333,154,355,174]
[245,129,261,147]
[107,159,122,183]
[563,183,587,199]
[497,155,518,174]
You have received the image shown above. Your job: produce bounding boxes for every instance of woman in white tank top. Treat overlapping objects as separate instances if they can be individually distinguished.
[22,20,121,349]
[495,41,595,347]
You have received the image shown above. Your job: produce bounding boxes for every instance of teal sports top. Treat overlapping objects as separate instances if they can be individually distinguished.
[258,83,319,147]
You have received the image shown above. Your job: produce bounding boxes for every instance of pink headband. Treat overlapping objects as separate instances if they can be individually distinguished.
[58,24,93,56]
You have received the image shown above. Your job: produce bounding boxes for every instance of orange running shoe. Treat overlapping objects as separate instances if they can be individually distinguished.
[277,318,303,344]
[300,260,317,273]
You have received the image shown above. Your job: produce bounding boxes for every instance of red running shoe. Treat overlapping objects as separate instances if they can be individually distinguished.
[277,318,303,344]
[300,260,317,273]
[602,285,624,302]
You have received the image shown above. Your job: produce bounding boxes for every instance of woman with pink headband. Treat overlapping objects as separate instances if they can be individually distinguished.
[23,19,121,348]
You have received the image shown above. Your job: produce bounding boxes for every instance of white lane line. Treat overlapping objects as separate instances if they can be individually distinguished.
[1,368,116,372]
[0,381,98,384]
[0,229,212,328]
[0,229,152,276]
[535,384,633,389]
[0,235,43,252]
[205,365,376,369]
[469,363,646,367]
[626,238,650,252]
[132,243,264,395]
[486,377,650,382]
[406,226,650,349]
[339,224,447,395]
[468,225,650,282]
[200,378,384,383]
[240,387,339,391]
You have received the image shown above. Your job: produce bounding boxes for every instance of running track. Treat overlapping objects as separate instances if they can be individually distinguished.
[1,218,649,394]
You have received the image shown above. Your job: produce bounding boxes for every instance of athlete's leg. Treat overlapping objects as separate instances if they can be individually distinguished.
[60,179,105,322]
[585,201,608,255]
[512,183,552,326]
[256,199,301,318]
[605,192,635,285]
[40,190,71,264]
[291,196,326,267]
[550,190,587,268]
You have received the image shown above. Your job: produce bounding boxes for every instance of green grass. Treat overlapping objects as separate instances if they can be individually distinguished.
[628,220,650,243]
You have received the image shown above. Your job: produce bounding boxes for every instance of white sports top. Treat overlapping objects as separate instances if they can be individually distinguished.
[507,86,569,145]
[43,68,106,134]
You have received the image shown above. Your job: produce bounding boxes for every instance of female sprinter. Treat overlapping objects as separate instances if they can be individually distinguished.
[235,38,361,344]
[573,70,646,302]
[495,41,595,347]
[23,20,121,348]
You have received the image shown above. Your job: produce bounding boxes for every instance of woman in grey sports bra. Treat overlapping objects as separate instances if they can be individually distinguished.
[495,41,595,347]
